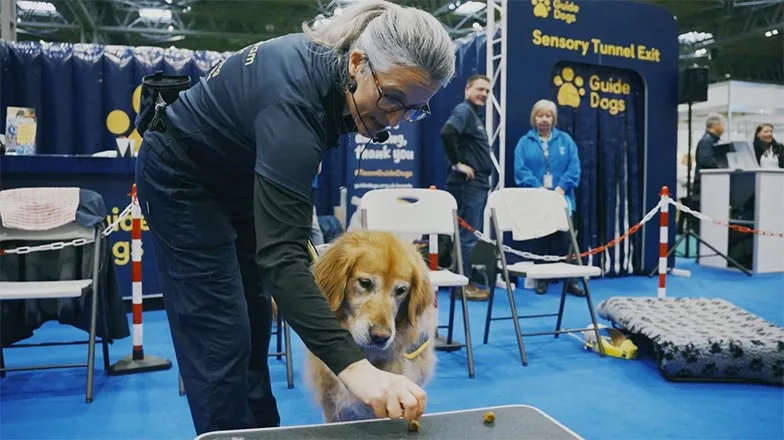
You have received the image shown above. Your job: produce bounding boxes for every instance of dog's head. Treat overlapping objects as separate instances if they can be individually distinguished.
[312,230,433,351]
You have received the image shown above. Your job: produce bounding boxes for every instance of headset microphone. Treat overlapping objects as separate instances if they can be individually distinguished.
[372,130,389,143]
[339,76,391,191]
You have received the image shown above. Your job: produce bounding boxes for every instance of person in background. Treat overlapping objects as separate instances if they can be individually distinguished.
[311,163,325,245]
[693,113,725,201]
[753,123,783,169]
[513,99,583,296]
[440,74,493,301]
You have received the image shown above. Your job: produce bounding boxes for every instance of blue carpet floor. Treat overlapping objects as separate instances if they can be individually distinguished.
[1,258,782,440]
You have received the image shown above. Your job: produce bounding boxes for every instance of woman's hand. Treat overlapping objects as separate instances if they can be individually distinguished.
[554,186,565,195]
[337,359,427,422]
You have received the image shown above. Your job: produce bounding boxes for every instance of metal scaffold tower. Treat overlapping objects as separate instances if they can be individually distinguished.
[484,0,508,193]
[483,0,507,237]
[1,0,17,41]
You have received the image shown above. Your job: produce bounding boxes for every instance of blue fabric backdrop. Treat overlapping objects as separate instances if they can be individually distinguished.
[1,0,678,276]
[0,40,230,157]
[553,63,645,276]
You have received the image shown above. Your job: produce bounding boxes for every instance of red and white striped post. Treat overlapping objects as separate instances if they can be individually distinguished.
[108,183,172,376]
[657,186,669,298]
[130,184,144,359]
[428,185,439,308]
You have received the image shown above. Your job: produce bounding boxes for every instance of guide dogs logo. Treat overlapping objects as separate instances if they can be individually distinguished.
[553,68,631,115]
[532,0,551,18]
[587,74,630,115]
[532,0,579,24]
[553,67,585,108]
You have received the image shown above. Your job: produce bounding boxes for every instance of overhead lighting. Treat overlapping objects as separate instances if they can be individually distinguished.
[678,31,714,45]
[764,29,779,37]
[17,1,58,16]
[139,8,173,21]
[454,1,486,16]
[694,48,708,56]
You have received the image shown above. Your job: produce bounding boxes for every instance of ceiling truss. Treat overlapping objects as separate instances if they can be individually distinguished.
[10,0,784,83]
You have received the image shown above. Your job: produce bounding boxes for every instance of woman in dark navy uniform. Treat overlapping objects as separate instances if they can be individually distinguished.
[134,0,455,435]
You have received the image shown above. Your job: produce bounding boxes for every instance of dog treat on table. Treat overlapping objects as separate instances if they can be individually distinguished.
[408,419,421,432]
[483,411,496,424]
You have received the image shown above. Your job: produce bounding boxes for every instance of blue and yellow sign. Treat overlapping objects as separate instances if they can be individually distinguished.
[552,67,633,116]
[531,0,580,24]
[505,0,679,274]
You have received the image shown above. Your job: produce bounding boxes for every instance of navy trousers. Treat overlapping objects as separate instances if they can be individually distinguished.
[446,182,489,279]
[135,131,280,435]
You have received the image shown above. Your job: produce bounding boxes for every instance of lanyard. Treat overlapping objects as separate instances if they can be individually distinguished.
[540,139,550,173]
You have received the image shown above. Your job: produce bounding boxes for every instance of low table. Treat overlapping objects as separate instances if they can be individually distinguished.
[195,404,583,440]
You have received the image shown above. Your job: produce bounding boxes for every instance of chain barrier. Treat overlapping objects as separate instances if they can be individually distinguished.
[0,202,135,256]
[457,200,664,262]
[668,198,784,239]
[3,190,781,259]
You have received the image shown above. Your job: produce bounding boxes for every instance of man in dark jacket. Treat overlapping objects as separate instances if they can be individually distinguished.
[688,113,725,234]
[440,74,493,300]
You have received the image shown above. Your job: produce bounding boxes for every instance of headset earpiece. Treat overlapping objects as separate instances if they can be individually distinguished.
[348,78,357,93]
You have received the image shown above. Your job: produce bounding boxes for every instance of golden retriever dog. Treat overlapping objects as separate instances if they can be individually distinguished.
[305,230,437,423]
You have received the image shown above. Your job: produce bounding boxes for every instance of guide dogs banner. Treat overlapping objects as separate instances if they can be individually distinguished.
[504,0,679,275]
[342,122,423,230]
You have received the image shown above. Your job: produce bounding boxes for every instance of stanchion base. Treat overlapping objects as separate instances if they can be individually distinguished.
[434,334,465,352]
[108,354,172,376]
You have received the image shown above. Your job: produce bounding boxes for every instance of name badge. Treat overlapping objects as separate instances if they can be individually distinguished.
[543,173,554,189]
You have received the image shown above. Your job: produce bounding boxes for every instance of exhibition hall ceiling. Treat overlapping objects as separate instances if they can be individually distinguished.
[11,0,784,84]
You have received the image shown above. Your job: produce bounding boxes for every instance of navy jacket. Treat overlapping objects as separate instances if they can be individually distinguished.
[155,34,367,375]
[165,33,352,201]
[443,101,494,188]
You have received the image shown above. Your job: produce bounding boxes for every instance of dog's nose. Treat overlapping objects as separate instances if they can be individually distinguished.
[369,326,391,346]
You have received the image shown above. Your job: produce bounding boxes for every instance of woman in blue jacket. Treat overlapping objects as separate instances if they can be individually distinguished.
[513,99,584,296]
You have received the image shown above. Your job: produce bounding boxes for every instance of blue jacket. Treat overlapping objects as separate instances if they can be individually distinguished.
[513,127,581,213]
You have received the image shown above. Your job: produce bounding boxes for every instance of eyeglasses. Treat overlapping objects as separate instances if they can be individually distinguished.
[365,58,431,122]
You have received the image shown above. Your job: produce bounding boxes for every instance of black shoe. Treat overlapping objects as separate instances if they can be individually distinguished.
[535,280,548,295]
[566,279,585,296]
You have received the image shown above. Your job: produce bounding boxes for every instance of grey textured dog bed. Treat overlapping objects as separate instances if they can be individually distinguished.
[597,297,784,386]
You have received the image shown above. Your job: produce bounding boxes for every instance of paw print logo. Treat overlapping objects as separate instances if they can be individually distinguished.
[105,85,144,155]
[553,67,585,108]
[532,0,551,18]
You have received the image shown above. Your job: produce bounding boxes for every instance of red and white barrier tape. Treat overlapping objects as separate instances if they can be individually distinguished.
[669,198,784,238]
[457,201,663,263]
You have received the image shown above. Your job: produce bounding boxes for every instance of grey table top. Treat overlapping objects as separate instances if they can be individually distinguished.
[195,405,583,440]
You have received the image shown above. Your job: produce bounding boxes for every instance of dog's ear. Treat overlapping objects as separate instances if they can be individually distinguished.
[312,239,356,312]
[402,243,434,328]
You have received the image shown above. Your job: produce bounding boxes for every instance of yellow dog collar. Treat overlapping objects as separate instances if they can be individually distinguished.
[404,334,431,360]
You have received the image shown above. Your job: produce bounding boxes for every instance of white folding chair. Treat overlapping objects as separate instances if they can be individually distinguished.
[484,188,605,366]
[0,221,107,402]
[359,188,475,378]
